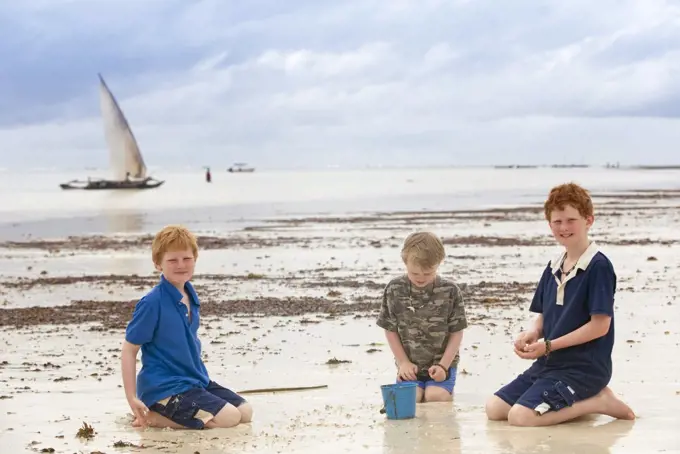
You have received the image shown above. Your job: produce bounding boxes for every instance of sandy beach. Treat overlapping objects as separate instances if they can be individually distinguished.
[1,180,680,453]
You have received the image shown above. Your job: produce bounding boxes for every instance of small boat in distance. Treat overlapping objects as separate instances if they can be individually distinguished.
[60,74,164,190]
[60,175,164,190]
[227,162,255,173]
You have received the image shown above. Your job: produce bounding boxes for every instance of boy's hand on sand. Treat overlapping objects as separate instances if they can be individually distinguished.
[128,397,150,427]
[513,330,539,353]
[397,361,418,381]
[428,365,447,382]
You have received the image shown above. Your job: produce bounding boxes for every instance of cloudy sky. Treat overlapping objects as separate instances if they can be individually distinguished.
[1,0,680,170]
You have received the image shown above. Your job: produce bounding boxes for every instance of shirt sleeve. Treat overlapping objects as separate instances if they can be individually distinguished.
[448,284,468,333]
[529,264,551,314]
[587,260,616,317]
[125,294,160,345]
[376,284,398,332]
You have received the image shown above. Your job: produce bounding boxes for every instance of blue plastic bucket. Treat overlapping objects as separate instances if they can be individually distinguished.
[380,382,417,420]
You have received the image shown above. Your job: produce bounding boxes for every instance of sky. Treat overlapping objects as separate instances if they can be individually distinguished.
[1,0,680,170]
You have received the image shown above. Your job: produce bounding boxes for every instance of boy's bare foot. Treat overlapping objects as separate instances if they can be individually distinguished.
[597,387,635,420]
[131,411,185,429]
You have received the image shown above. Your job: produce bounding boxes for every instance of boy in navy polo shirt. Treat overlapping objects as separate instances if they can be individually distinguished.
[121,225,253,429]
[485,183,635,426]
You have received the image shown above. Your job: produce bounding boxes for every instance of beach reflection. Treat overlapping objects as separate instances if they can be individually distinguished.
[104,210,146,234]
[486,418,635,454]
[382,403,462,454]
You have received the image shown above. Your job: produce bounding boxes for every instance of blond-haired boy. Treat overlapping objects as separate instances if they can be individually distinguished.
[121,225,253,429]
[376,232,467,402]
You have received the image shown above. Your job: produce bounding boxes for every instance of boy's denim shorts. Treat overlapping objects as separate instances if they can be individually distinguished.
[494,367,600,414]
[398,367,458,394]
[149,381,246,429]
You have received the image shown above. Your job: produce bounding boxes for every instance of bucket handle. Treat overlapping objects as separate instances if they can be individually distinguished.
[391,391,398,419]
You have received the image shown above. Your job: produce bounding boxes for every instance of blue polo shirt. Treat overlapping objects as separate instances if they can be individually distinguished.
[125,275,210,407]
[528,243,616,393]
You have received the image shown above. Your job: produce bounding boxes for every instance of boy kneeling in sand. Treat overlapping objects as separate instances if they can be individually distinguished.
[121,225,253,429]
[377,232,467,402]
[485,183,635,426]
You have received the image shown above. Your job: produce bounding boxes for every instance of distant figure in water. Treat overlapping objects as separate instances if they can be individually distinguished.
[205,168,212,183]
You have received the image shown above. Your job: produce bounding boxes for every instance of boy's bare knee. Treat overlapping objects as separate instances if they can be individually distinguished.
[416,387,425,403]
[424,387,453,402]
[206,404,241,429]
[238,402,253,423]
[507,405,537,427]
[485,396,511,421]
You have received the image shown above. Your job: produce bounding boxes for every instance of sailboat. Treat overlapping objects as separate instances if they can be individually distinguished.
[60,74,164,190]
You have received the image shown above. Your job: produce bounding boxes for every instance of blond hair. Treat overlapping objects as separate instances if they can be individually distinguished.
[401,231,445,269]
[151,225,199,265]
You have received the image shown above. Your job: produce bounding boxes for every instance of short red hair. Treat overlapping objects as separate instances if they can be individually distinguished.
[151,225,199,265]
[543,183,594,220]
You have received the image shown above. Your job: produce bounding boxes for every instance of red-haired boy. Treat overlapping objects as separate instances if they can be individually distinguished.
[485,183,635,426]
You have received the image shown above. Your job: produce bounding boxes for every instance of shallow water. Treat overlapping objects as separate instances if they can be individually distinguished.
[1,167,679,239]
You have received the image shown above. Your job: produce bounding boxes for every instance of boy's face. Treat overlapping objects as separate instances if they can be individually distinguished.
[155,248,196,286]
[549,204,593,248]
[405,260,439,288]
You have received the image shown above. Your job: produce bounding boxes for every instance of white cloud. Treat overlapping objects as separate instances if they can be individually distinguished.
[2,0,680,170]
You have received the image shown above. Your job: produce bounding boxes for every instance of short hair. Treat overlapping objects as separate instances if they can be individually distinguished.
[401,231,445,269]
[543,183,594,221]
[151,225,199,265]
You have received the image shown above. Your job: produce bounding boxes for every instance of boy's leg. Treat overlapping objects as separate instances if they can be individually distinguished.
[423,367,457,402]
[205,381,253,423]
[486,372,535,421]
[507,380,635,427]
[134,411,186,429]
[148,386,238,430]
[131,411,182,429]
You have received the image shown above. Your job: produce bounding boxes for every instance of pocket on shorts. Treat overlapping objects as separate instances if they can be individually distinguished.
[542,381,577,411]
[154,394,184,419]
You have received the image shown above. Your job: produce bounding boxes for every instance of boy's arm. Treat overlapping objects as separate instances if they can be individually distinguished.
[121,340,150,423]
[384,330,411,365]
[376,284,411,366]
[530,314,545,338]
[121,341,141,402]
[549,315,611,351]
[121,295,159,399]
[525,264,549,339]
[440,284,467,368]
[439,330,463,369]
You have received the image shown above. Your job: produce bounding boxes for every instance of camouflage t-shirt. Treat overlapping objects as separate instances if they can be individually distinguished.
[376,275,467,371]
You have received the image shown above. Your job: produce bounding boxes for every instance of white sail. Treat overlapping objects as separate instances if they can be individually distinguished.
[98,74,147,180]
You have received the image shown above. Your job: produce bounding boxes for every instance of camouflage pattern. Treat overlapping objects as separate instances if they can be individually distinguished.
[376,275,467,371]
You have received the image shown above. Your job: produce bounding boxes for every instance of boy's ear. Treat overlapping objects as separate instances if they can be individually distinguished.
[586,215,595,228]
[153,262,162,272]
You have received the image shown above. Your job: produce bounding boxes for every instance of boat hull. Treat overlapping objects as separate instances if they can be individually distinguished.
[59,178,164,190]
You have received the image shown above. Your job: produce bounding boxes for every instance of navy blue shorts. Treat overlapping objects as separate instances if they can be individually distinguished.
[494,368,600,414]
[398,367,457,394]
[149,381,246,429]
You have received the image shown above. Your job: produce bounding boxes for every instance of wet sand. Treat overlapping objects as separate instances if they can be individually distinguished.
[1,190,679,453]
